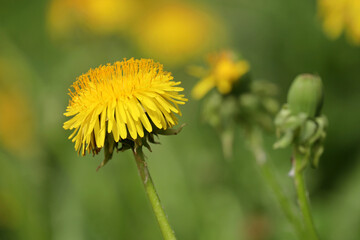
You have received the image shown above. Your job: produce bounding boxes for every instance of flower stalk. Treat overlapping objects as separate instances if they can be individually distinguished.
[63,59,186,240]
[133,146,177,240]
[293,148,319,240]
[248,128,303,237]
[274,74,327,240]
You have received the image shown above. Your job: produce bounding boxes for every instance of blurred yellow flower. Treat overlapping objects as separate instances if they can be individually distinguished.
[47,0,138,37]
[135,2,223,65]
[0,57,38,158]
[191,51,250,99]
[0,90,35,155]
[63,58,187,155]
[318,0,360,45]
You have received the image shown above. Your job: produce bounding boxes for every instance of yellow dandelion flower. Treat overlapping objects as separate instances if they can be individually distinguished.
[135,2,224,65]
[63,60,184,237]
[63,58,187,157]
[191,51,250,99]
[318,0,360,45]
[47,0,139,37]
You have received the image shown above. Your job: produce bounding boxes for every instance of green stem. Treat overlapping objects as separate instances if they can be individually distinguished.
[248,128,304,237]
[261,164,304,236]
[132,147,177,240]
[293,149,319,240]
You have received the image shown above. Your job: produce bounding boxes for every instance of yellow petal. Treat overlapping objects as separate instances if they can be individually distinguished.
[125,110,137,139]
[115,103,127,139]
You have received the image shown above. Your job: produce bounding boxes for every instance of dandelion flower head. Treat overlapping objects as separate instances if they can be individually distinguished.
[63,58,187,155]
[191,51,250,99]
[318,0,360,45]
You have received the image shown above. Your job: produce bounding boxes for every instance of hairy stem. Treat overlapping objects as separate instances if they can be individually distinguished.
[132,147,177,240]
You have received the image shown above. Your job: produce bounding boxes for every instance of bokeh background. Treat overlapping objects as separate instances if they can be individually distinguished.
[1,0,360,239]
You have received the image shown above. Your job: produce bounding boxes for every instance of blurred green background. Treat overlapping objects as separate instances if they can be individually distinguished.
[1,0,360,239]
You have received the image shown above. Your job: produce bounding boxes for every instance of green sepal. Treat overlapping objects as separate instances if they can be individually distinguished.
[308,116,327,145]
[310,144,324,169]
[299,120,317,144]
[97,133,116,171]
[274,106,328,170]
[296,146,310,172]
[95,123,186,170]
[274,130,294,149]
[274,105,291,126]
[283,114,307,130]
[154,124,186,136]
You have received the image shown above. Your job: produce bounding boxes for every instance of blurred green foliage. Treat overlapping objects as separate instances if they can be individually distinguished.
[1,0,360,240]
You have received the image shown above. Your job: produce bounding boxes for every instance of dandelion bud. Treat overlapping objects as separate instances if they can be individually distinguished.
[287,74,323,118]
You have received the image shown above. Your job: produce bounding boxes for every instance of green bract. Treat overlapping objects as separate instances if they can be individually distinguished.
[97,124,186,171]
[274,74,327,169]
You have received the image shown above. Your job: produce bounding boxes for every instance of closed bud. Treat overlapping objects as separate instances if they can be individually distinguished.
[287,74,323,118]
